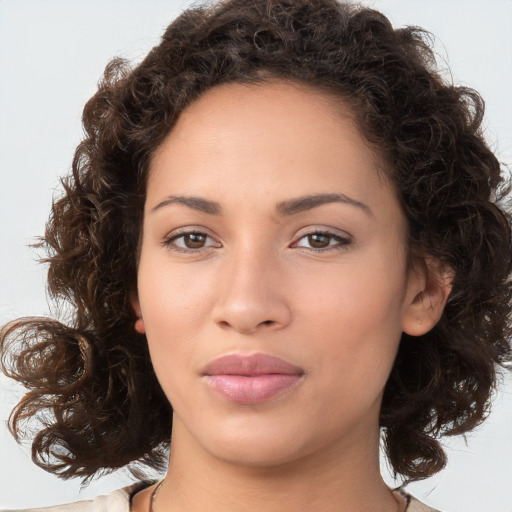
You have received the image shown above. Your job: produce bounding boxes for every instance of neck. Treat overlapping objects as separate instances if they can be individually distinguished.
[148,417,399,512]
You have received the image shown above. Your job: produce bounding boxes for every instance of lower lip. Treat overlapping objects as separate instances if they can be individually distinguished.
[205,374,302,404]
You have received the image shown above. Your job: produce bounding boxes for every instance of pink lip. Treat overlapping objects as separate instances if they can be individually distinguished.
[202,353,304,404]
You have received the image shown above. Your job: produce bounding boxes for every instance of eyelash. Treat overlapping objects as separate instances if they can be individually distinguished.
[162,229,352,254]
[163,230,221,253]
[292,230,352,252]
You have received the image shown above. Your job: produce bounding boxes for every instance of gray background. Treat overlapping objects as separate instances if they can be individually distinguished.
[1,0,511,510]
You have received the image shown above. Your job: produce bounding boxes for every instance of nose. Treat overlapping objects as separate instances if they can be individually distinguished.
[211,248,292,335]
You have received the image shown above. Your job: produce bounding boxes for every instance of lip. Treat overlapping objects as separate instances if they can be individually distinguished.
[202,353,304,404]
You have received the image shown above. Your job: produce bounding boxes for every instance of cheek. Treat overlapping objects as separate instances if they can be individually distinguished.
[136,259,217,375]
[298,255,407,391]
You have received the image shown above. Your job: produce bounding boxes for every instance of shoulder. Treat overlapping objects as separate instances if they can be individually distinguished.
[396,488,442,512]
[0,482,152,512]
[3,483,441,512]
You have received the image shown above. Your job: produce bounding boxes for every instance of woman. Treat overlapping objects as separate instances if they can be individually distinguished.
[1,0,511,511]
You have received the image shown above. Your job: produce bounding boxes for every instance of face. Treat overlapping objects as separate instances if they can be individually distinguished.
[134,81,426,468]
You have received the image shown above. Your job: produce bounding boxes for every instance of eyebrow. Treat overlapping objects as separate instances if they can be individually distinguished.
[276,193,372,217]
[152,195,222,215]
[151,193,372,217]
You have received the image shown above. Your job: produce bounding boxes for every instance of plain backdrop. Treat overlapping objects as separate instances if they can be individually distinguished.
[1,0,511,510]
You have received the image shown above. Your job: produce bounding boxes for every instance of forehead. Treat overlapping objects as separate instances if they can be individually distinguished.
[151,80,382,170]
[147,80,398,220]
[177,79,352,126]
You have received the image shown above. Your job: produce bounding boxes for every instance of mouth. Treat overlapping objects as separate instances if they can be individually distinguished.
[202,353,304,404]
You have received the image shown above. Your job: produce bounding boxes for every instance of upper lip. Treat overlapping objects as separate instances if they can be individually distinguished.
[202,353,304,376]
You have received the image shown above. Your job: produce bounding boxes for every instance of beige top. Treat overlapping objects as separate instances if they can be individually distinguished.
[1,482,441,512]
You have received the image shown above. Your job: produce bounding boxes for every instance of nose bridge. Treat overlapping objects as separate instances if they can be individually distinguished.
[230,246,275,301]
[212,240,291,333]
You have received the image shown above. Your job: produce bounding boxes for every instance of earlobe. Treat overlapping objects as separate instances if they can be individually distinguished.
[402,257,453,337]
[134,317,146,334]
[130,293,146,334]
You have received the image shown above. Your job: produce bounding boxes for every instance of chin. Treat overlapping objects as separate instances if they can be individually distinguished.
[208,439,308,469]
[194,416,319,469]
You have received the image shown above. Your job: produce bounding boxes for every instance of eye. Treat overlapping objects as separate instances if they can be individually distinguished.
[163,230,221,251]
[293,230,352,252]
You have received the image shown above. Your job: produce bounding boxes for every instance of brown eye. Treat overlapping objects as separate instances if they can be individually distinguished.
[307,233,331,248]
[183,233,207,248]
[164,231,220,251]
[293,230,352,252]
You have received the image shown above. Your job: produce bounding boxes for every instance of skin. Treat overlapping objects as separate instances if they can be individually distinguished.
[131,81,449,512]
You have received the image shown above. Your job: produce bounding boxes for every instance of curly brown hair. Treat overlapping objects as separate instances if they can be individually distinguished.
[1,0,511,483]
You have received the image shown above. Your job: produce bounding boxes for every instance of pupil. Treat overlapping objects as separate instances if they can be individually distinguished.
[185,233,205,248]
[309,234,330,248]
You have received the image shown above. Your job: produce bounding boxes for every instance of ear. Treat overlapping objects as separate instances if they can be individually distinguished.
[402,257,453,337]
[130,292,146,334]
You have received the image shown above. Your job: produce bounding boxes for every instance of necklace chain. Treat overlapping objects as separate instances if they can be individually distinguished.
[150,480,165,512]
[149,479,405,512]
